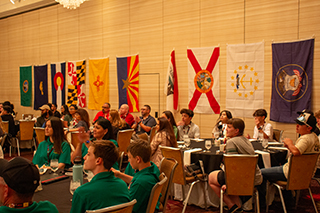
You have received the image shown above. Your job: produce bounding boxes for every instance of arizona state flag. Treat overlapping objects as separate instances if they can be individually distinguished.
[20,66,32,107]
[34,64,48,110]
[117,55,139,112]
[51,62,66,109]
[88,58,109,110]
[67,60,86,107]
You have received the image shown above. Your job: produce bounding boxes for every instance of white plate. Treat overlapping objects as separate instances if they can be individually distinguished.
[65,172,73,176]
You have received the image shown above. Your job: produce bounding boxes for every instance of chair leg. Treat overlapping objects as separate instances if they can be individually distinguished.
[274,184,287,213]
[201,182,207,210]
[255,189,260,213]
[294,190,300,210]
[220,188,224,213]
[182,180,199,213]
[16,138,20,156]
[308,188,319,213]
[9,145,11,157]
[266,182,269,213]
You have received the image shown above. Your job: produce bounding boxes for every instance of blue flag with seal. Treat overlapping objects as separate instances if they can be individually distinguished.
[20,66,32,107]
[270,38,314,123]
[51,62,66,109]
[34,64,48,110]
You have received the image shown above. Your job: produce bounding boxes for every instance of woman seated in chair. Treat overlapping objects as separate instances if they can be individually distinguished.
[109,109,130,137]
[32,117,71,169]
[66,108,90,133]
[68,104,78,128]
[162,110,179,139]
[208,118,262,213]
[212,110,232,139]
[61,104,72,127]
[71,118,119,169]
[150,117,178,167]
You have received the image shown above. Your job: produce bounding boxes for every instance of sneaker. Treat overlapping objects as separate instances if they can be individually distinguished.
[228,204,242,213]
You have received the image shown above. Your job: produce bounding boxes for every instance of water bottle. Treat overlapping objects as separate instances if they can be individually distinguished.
[73,157,83,185]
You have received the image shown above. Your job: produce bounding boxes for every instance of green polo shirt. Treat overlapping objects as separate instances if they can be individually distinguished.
[70,171,130,213]
[128,162,160,213]
[32,138,71,167]
[0,201,58,213]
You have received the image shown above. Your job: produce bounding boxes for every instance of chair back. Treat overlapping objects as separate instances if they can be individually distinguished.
[117,129,134,154]
[34,127,45,143]
[287,153,320,190]
[137,133,148,141]
[273,129,284,142]
[224,154,258,196]
[19,121,35,141]
[85,199,137,213]
[71,131,81,149]
[2,121,9,134]
[159,157,178,213]
[149,126,157,142]
[145,173,167,213]
[160,146,186,185]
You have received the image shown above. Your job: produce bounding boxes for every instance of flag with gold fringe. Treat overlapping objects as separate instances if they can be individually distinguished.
[51,62,66,109]
[88,58,109,110]
[34,64,48,110]
[20,66,32,107]
[67,60,86,107]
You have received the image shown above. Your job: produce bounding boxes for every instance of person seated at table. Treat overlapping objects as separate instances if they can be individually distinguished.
[93,102,111,123]
[109,109,131,137]
[60,104,72,127]
[35,104,52,128]
[208,118,262,213]
[71,118,119,169]
[112,139,160,213]
[51,103,61,118]
[70,140,130,213]
[0,157,58,213]
[3,101,16,118]
[162,110,179,139]
[119,104,135,127]
[150,117,178,167]
[177,108,200,140]
[32,117,71,169]
[66,108,90,133]
[258,110,320,210]
[132,105,157,135]
[68,104,78,128]
[212,110,232,139]
[1,105,16,137]
[246,109,273,142]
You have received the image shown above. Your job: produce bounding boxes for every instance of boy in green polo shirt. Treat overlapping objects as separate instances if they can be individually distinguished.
[70,140,130,213]
[113,139,160,213]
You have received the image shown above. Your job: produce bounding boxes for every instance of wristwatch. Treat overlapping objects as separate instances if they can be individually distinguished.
[138,121,141,124]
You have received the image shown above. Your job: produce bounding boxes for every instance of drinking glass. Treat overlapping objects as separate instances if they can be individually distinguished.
[50,159,59,173]
[205,140,212,152]
[69,179,81,195]
[183,134,191,149]
[214,131,220,140]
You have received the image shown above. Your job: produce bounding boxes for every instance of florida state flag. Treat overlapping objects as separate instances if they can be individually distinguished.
[188,46,220,114]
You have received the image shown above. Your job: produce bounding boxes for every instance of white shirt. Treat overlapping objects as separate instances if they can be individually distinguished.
[253,122,273,142]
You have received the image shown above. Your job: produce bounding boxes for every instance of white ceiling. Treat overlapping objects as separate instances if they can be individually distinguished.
[0,0,57,19]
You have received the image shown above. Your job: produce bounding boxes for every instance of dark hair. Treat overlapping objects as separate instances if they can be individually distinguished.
[69,104,78,110]
[127,139,151,163]
[157,117,177,148]
[144,105,151,112]
[253,109,267,119]
[94,117,115,140]
[180,108,194,118]
[162,111,177,127]
[90,140,119,170]
[52,103,57,108]
[61,105,70,116]
[75,108,90,129]
[46,117,67,154]
[105,103,111,108]
[3,105,12,114]
[227,118,245,136]
[215,110,233,127]
[47,103,53,109]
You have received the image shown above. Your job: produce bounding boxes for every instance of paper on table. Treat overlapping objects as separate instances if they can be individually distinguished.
[184,148,202,165]
[255,150,271,168]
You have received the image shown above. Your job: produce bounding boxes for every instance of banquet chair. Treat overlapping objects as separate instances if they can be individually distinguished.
[159,157,178,213]
[272,129,284,142]
[160,146,207,213]
[2,121,9,134]
[222,154,260,213]
[146,173,167,213]
[34,127,45,144]
[117,129,134,170]
[266,153,319,213]
[85,199,137,213]
[149,126,157,143]
[17,120,37,153]
[2,120,20,156]
[137,133,148,141]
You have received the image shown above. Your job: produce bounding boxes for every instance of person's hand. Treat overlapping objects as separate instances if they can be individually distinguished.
[176,120,185,126]
[246,134,251,139]
[77,127,90,144]
[134,116,141,123]
[283,138,293,148]
[110,168,121,177]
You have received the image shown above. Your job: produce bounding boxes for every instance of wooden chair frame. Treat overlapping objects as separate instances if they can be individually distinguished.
[146,173,167,213]
[85,199,137,213]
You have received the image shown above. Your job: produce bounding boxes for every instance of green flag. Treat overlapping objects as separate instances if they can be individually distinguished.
[20,66,32,106]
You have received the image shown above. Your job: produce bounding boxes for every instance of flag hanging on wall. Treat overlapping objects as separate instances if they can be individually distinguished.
[51,62,66,109]
[34,64,48,110]
[270,38,314,123]
[226,42,264,118]
[188,46,220,114]
[117,54,139,112]
[165,50,179,112]
[88,58,109,110]
[67,60,86,108]
[20,66,32,107]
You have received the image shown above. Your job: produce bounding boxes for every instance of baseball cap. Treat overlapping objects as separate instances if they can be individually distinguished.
[39,104,50,111]
[295,110,318,132]
[0,157,40,194]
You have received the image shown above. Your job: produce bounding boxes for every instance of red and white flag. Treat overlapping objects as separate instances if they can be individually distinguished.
[188,46,220,114]
[165,50,179,112]
[67,60,86,108]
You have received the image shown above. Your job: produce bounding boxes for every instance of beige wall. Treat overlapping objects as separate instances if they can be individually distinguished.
[0,0,320,140]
